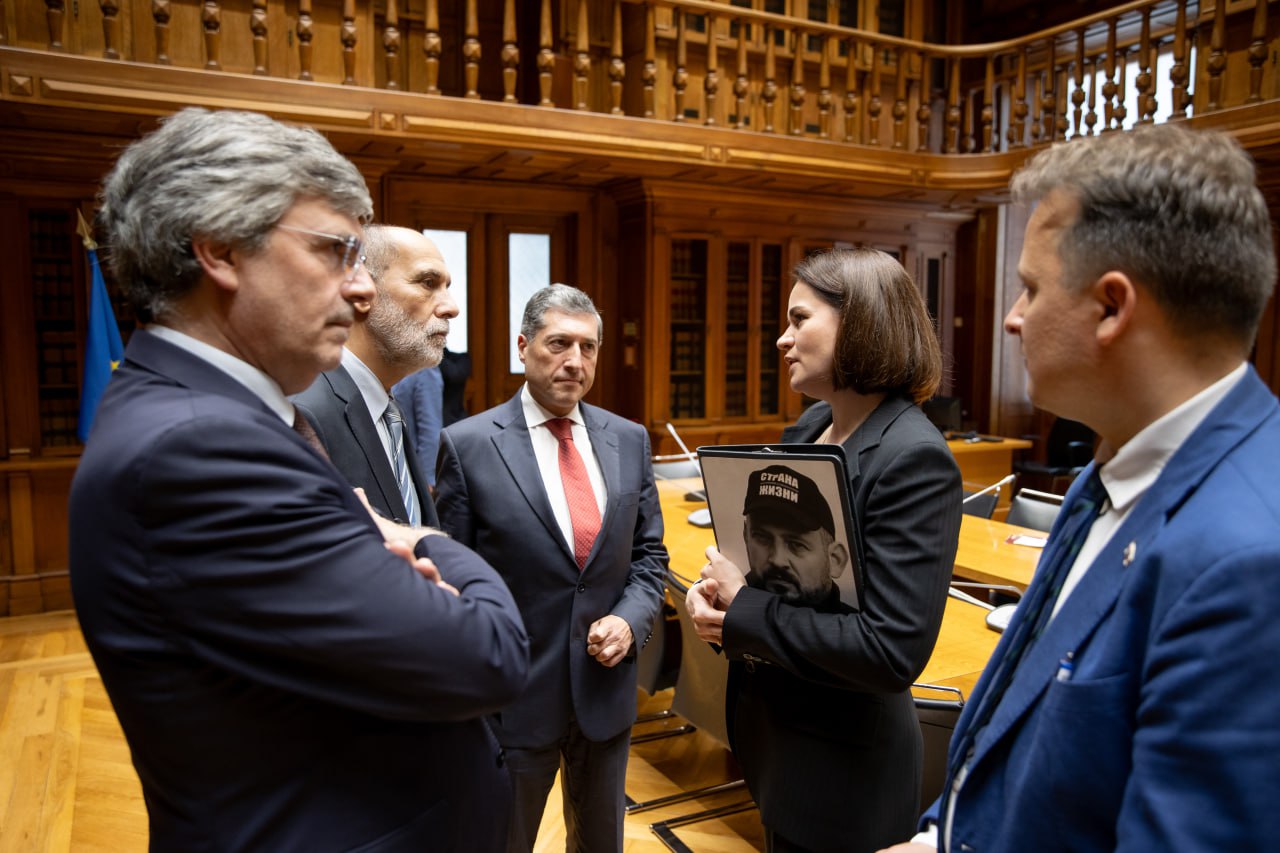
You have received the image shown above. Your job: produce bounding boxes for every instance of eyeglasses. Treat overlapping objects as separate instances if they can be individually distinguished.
[276,224,365,282]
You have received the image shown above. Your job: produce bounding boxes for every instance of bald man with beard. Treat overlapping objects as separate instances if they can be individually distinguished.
[295,225,457,527]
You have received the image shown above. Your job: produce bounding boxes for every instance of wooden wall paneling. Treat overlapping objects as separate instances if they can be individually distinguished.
[1,197,38,455]
[988,201,1033,440]
[613,181,650,423]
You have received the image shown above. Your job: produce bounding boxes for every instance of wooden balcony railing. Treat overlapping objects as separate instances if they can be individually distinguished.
[3,0,1277,155]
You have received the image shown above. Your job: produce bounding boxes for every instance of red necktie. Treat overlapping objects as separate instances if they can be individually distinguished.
[292,410,330,461]
[546,417,601,570]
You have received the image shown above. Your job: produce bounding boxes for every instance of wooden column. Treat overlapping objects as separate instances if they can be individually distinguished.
[424,0,441,94]
[298,0,314,81]
[203,1,222,71]
[251,0,268,75]
[464,0,481,100]
[100,0,121,59]
[153,0,172,65]
[574,0,590,111]
[704,12,719,125]
[609,1,624,115]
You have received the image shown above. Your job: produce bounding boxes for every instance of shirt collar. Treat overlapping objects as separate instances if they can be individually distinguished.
[146,323,294,425]
[340,348,391,422]
[520,383,584,429]
[1097,362,1247,515]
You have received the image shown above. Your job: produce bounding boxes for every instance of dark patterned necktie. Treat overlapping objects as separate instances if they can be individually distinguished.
[292,410,330,461]
[382,398,422,527]
[546,417,601,570]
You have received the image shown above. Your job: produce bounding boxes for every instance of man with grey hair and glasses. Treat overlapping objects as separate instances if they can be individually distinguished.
[881,125,1280,853]
[69,107,528,852]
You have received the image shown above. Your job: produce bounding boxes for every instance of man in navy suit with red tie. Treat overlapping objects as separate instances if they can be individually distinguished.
[69,108,528,852]
[881,124,1280,853]
[436,284,669,853]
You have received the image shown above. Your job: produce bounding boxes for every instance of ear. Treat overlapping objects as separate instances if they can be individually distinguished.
[192,237,241,294]
[351,291,373,316]
[1092,270,1137,347]
[827,542,850,578]
[516,334,529,365]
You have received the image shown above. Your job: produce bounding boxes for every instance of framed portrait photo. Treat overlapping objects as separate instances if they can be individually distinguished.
[697,444,862,610]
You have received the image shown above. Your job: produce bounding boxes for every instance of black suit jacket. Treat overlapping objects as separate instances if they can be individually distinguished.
[721,396,962,851]
[294,362,440,527]
[70,330,529,852]
[435,393,668,746]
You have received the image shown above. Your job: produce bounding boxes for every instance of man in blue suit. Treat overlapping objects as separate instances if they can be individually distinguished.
[435,284,669,853]
[882,125,1280,853]
[70,108,529,852]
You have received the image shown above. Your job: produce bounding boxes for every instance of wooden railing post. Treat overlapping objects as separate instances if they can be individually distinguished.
[297,0,314,81]
[424,0,440,95]
[1113,45,1129,128]
[704,11,719,125]
[762,24,777,133]
[818,35,832,140]
[1170,0,1189,116]
[1102,19,1117,130]
[610,1,625,115]
[382,0,400,89]
[673,9,688,121]
[44,0,64,51]
[341,0,357,85]
[152,0,172,65]
[203,1,222,71]
[915,50,930,152]
[464,0,481,100]
[502,0,518,102]
[1208,0,1226,110]
[981,55,994,152]
[251,0,268,76]
[1009,47,1027,149]
[1041,38,1056,142]
[1086,52,1100,135]
[575,0,591,111]
[643,5,656,117]
[844,38,860,144]
[734,16,749,128]
[1248,0,1268,103]
[1072,27,1086,136]
[945,56,961,153]
[100,0,121,59]
[868,42,882,146]
[892,46,907,149]
[789,30,806,136]
[1137,9,1153,122]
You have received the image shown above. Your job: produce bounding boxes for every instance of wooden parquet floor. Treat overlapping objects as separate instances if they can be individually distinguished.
[0,611,762,853]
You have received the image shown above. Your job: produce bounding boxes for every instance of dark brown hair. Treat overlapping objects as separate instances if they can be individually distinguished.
[792,247,942,404]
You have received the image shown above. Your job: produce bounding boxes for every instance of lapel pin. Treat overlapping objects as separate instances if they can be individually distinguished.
[1122,541,1137,567]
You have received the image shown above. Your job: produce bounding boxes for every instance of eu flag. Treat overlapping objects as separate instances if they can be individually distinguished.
[77,229,124,443]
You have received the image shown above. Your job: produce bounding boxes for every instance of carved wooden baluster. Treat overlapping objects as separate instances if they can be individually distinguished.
[1248,0,1268,103]
[1144,41,1159,123]
[1170,0,1188,116]
[642,6,656,117]
[1085,53,1099,135]
[734,16,749,128]
[500,0,518,102]
[762,24,777,132]
[100,0,121,59]
[203,2,222,71]
[45,0,64,50]
[424,0,441,94]
[868,43,883,147]
[789,31,806,136]
[892,46,908,149]
[1009,47,1027,149]
[609,1,624,115]
[382,0,400,88]
[1101,19,1117,130]
[673,10,688,121]
[340,0,357,85]
[963,88,975,153]
[704,12,719,125]
[1136,8,1152,122]
[1112,46,1128,129]
[843,37,860,144]
[536,0,553,105]
[817,35,832,139]
[980,55,994,152]
[574,0,590,110]
[152,0,172,64]
[297,0,314,81]
[251,0,268,75]
[1041,39,1056,142]
[1029,67,1042,145]
[1057,64,1070,140]
[1071,27,1085,136]
[915,50,930,152]
[1207,0,1226,110]
[945,56,961,153]
[464,0,481,100]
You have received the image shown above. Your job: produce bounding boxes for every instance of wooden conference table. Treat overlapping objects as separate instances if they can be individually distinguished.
[655,478,1043,697]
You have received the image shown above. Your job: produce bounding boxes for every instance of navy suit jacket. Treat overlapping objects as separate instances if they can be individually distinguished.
[70,330,529,852]
[722,396,962,851]
[925,367,1280,852]
[294,363,440,527]
[391,366,444,488]
[435,393,668,746]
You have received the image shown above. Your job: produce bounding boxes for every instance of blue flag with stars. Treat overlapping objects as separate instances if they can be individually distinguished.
[77,241,124,443]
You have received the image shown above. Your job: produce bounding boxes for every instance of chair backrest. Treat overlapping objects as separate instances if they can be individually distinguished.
[665,573,732,748]
[1005,488,1064,532]
[652,458,702,481]
[915,692,964,806]
[961,490,998,519]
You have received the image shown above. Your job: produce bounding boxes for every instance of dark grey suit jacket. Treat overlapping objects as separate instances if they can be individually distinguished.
[435,392,669,746]
[294,362,440,527]
[70,330,529,852]
[722,395,962,852]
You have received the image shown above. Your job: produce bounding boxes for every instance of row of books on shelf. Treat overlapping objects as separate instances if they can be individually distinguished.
[670,379,705,419]
[670,278,706,322]
[670,330,706,373]
[39,331,79,387]
[39,396,80,447]
[670,240,708,273]
[28,212,74,259]
[725,379,748,417]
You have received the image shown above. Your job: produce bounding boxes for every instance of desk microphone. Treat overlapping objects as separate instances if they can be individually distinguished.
[962,474,1016,503]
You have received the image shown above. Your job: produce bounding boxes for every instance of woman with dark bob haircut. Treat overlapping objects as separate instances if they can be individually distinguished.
[687,247,963,852]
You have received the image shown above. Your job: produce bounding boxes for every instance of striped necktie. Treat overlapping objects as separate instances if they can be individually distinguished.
[382,398,422,527]
[546,417,601,570]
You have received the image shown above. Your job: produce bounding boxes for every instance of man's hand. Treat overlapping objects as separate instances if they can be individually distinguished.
[586,615,633,667]
[354,487,421,549]
[385,540,459,596]
[700,546,748,607]
[685,577,726,644]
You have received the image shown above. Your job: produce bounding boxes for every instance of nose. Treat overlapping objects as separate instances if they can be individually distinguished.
[343,264,375,304]
[777,327,794,351]
[1004,291,1027,336]
[438,288,460,320]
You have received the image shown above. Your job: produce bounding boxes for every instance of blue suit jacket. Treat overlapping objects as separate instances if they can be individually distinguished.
[392,366,444,487]
[294,363,440,527]
[926,367,1280,852]
[435,393,669,746]
[70,330,529,852]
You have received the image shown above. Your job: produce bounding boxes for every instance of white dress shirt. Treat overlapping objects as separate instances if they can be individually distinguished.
[147,324,293,425]
[521,384,607,555]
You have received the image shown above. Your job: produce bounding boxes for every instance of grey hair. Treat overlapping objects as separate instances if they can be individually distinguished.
[1011,123,1276,348]
[361,224,399,285]
[520,283,603,343]
[98,108,373,323]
